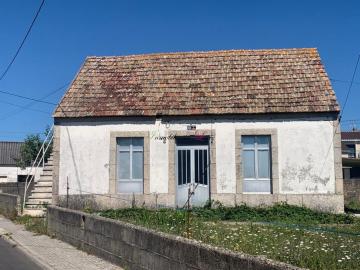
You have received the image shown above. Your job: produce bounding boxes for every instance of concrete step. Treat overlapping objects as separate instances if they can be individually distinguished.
[43,165,53,170]
[35,181,52,187]
[40,171,53,177]
[37,180,53,185]
[22,208,46,217]
[29,193,52,199]
[42,167,53,172]
[38,175,53,180]
[26,198,52,205]
[32,186,52,193]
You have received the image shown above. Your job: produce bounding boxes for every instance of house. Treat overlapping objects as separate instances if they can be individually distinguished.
[341,131,360,203]
[52,48,343,213]
[342,131,360,178]
[0,141,41,183]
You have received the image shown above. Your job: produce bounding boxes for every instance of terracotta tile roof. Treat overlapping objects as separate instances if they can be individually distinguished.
[54,48,339,118]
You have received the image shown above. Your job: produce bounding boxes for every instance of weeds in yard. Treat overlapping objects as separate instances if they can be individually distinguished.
[99,203,360,270]
[15,215,48,235]
[193,202,355,225]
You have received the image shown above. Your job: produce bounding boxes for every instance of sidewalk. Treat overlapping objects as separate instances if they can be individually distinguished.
[0,216,122,270]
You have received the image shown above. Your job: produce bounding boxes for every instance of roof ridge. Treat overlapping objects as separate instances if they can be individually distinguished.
[85,48,318,60]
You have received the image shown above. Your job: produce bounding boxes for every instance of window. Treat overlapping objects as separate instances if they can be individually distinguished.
[242,135,271,193]
[117,137,144,193]
[17,175,32,182]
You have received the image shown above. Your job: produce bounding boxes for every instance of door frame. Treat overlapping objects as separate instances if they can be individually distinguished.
[175,138,211,207]
[167,130,216,206]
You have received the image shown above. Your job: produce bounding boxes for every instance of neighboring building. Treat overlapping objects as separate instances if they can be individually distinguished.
[341,131,360,203]
[52,48,343,213]
[0,141,42,183]
[342,131,360,179]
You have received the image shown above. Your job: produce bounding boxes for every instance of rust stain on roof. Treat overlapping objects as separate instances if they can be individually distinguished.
[54,48,340,118]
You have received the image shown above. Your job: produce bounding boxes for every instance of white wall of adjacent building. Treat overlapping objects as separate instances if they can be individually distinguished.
[0,166,43,183]
[56,116,336,197]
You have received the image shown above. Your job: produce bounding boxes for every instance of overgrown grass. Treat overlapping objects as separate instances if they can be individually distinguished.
[0,208,47,235]
[15,215,48,235]
[192,203,355,224]
[99,203,360,270]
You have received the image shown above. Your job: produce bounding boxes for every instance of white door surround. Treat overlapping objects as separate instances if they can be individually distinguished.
[175,137,210,207]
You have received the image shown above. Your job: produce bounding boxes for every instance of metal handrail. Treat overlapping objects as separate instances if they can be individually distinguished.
[22,125,54,212]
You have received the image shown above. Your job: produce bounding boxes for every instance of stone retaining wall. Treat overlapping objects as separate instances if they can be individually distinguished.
[0,192,20,218]
[47,206,302,270]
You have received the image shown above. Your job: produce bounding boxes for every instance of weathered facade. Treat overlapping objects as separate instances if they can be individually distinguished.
[53,48,343,212]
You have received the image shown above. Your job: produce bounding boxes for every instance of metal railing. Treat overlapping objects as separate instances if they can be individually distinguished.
[22,125,54,212]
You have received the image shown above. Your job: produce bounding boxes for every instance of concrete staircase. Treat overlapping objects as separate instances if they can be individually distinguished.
[22,155,53,217]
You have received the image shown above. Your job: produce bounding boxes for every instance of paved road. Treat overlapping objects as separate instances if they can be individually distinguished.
[0,237,42,270]
[0,216,122,270]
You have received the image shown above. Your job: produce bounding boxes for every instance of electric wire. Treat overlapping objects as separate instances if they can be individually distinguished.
[0,100,50,114]
[0,82,69,120]
[0,0,45,81]
[339,55,360,121]
[318,55,360,177]
[0,89,57,106]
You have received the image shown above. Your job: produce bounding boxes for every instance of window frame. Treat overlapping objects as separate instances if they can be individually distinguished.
[242,135,272,194]
[117,138,144,182]
[235,129,278,195]
[110,131,149,195]
[242,135,271,179]
[116,137,144,194]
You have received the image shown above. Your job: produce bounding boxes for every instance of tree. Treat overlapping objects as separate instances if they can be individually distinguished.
[15,126,53,169]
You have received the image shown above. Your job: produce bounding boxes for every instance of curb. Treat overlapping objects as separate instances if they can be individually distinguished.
[0,224,52,270]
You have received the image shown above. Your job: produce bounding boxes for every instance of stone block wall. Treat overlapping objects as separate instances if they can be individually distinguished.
[47,206,302,270]
[0,192,20,218]
[0,182,34,205]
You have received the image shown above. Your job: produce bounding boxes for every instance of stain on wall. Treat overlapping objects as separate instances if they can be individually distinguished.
[281,155,330,192]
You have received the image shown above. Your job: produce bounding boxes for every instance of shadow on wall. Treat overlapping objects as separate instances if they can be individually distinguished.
[65,127,82,194]
[282,155,330,192]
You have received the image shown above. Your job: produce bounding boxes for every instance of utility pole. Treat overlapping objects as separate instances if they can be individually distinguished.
[186,186,191,238]
[66,176,69,208]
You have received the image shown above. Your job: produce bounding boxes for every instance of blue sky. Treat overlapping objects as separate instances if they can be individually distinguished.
[0,0,359,141]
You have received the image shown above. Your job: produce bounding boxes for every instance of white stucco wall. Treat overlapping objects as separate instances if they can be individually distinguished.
[57,117,336,196]
[0,166,42,183]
